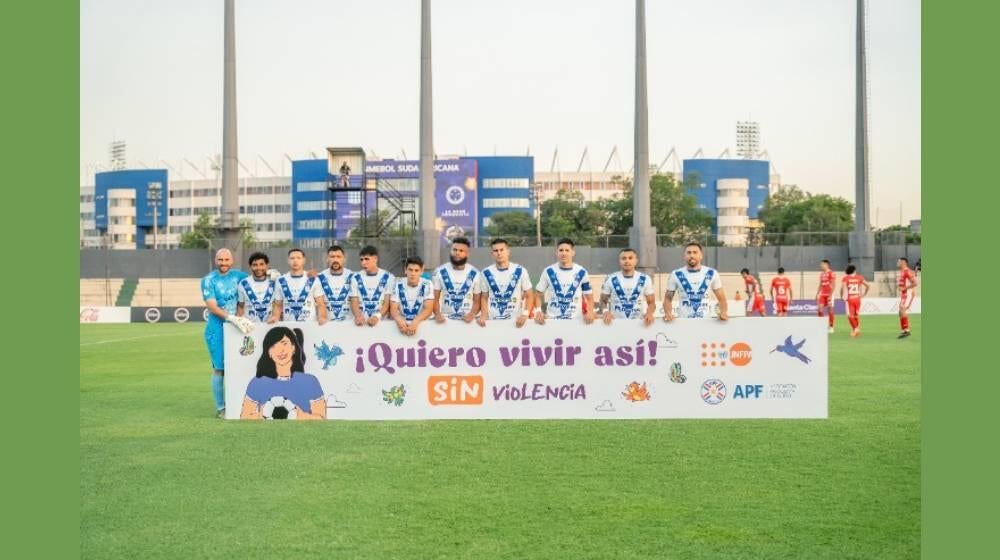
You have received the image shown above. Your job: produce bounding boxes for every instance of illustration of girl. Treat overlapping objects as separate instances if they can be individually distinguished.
[240,326,326,420]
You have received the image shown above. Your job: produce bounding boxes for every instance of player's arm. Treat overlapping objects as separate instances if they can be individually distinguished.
[476,291,489,326]
[600,293,613,324]
[643,293,656,327]
[315,295,328,325]
[839,278,846,300]
[662,290,676,322]
[389,301,408,334]
[713,286,729,321]
[236,302,246,317]
[788,283,794,301]
[533,289,547,324]
[349,296,365,326]
[412,297,435,333]
[907,273,918,291]
[464,289,480,323]
[769,280,776,302]
[533,274,549,324]
[862,279,871,298]
[432,289,446,323]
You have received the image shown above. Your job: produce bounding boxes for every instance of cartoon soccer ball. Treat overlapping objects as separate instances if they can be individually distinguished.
[261,396,298,420]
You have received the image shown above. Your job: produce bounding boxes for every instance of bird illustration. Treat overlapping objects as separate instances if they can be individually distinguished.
[314,341,345,370]
[771,336,811,364]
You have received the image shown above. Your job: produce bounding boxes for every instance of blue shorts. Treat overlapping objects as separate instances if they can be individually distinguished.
[204,322,225,371]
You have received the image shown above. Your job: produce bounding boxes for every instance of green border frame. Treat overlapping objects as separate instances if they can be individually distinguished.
[1,1,79,557]
[3,0,996,556]
[923,0,998,557]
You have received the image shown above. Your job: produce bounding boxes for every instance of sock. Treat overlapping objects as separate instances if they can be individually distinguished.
[828,309,835,327]
[901,316,910,331]
[849,316,858,329]
[212,373,225,410]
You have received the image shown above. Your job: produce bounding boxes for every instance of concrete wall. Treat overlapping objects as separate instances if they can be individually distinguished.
[81,243,919,279]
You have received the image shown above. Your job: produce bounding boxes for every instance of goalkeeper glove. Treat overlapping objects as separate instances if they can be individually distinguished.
[225,314,254,335]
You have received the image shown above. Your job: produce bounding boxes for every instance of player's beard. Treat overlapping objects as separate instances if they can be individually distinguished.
[687,258,698,268]
[451,256,468,267]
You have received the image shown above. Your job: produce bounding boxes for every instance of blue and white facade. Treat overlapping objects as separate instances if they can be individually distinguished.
[94,169,168,249]
[682,159,770,246]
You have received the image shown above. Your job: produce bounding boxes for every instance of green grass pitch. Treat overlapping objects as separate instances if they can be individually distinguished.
[81,315,920,559]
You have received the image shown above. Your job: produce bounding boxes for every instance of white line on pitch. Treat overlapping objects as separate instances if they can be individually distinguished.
[80,333,191,347]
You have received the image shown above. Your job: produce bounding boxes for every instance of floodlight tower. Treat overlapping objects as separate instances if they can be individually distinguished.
[630,0,657,274]
[850,0,876,277]
[419,0,440,268]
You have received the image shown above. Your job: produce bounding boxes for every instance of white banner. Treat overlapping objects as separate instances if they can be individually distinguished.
[224,317,827,420]
[859,297,921,315]
[79,306,131,324]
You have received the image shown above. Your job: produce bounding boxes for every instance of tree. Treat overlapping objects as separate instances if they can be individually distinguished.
[598,174,714,242]
[179,212,215,249]
[178,212,256,248]
[758,185,854,245]
[485,211,536,240]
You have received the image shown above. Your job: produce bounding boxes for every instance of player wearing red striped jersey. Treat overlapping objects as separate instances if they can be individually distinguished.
[740,268,766,317]
[770,267,793,316]
[816,259,836,333]
[897,257,919,338]
[840,265,870,338]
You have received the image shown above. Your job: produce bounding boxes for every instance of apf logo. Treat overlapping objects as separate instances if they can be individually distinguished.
[732,384,764,399]
[700,342,752,367]
[427,375,484,406]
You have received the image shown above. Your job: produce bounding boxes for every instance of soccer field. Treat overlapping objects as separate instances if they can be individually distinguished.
[80,315,920,559]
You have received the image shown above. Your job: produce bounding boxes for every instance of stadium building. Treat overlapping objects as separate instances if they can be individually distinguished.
[81,153,534,248]
[682,158,771,246]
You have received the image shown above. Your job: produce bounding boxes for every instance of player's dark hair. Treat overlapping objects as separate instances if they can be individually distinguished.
[248,252,269,266]
[256,326,306,379]
[451,236,471,248]
[619,247,637,256]
[327,245,345,254]
[740,268,750,275]
[846,265,857,274]
[287,248,305,257]
[490,238,509,248]
[777,267,785,273]
[899,257,909,264]
[359,245,378,257]
[405,256,424,269]
[684,241,703,251]
[557,237,575,248]
[821,259,830,265]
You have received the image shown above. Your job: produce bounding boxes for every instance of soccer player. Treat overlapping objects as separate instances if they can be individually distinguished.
[740,268,766,317]
[816,259,836,333]
[270,248,328,325]
[237,252,275,324]
[770,267,794,317]
[433,236,481,323]
[317,245,354,323]
[534,238,596,324]
[390,256,436,336]
[663,242,728,321]
[840,265,870,337]
[897,257,919,338]
[350,245,395,327]
[601,248,655,326]
[200,248,252,418]
[477,238,533,328]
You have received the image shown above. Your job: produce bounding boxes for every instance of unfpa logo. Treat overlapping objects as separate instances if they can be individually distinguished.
[701,342,752,367]
[427,375,484,406]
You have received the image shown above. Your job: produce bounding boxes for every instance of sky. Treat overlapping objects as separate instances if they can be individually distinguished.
[80,0,921,225]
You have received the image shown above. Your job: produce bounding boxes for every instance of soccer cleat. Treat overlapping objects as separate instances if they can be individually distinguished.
[828,327,835,334]
[216,408,226,419]
[897,331,911,339]
[850,329,859,337]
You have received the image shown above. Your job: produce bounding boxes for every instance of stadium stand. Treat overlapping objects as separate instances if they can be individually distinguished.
[80,278,125,306]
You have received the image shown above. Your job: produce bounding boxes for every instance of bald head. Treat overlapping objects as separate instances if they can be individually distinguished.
[215,249,234,274]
